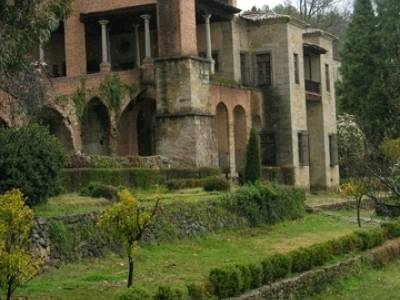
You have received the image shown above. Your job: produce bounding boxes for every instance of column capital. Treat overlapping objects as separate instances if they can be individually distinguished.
[133,23,140,29]
[140,14,151,21]
[99,19,109,26]
[203,14,212,21]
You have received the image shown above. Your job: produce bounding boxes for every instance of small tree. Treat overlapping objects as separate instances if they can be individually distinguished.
[98,189,160,288]
[244,128,261,184]
[0,189,40,300]
[0,124,65,206]
[340,178,379,228]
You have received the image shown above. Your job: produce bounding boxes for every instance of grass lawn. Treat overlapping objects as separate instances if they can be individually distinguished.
[305,191,345,207]
[34,189,225,218]
[17,214,369,300]
[308,259,400,300]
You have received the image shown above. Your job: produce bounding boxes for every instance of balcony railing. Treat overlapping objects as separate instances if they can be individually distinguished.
[305,80,321,95]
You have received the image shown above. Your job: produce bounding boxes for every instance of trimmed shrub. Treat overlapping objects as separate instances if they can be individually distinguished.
[309,243,331,267]
[209,266,242,298]
[381,221,400,239]
[269,253,292,281]
[203,176,230,192]
[248,263,263,289]
[224,182,305,226]
[80,182,118,200]
[261,258,273,284]
[236,264,251,292]
[166,178,205,191]
[244,128,261,184]
[154,286,185,300]
[186,283,210,300]
[0,124,65,206]
[119,286,152,300]
[290,248,313,273]
[355,229,385,250]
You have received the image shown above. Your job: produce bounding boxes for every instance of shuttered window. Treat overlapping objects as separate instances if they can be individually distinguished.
[256,53,272,87]
[298,131,310,167]
[260,131,277,166]
[329,134,339,167]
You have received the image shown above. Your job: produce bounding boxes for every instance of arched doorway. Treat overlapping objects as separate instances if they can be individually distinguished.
[0,117,7,128]
[117,98,156,156]
[216,103,230,172]
[234,105,247,172]
[38,107,73,152]
[81,98,111,155]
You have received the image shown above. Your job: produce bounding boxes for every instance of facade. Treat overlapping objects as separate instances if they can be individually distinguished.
[0,0,340,190]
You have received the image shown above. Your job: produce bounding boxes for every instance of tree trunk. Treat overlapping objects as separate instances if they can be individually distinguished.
[6,276,14,300]
[127,255,134,288]
[357,196,362,228]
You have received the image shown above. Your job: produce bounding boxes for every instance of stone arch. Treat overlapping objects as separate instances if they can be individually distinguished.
[117,98,156,156]
[216,102,230,172]
[234,105,247,172]
[37,106,73,152]
[81,97,111,155]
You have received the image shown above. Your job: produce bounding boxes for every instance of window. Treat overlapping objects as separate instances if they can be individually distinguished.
[256,53,272,86]
[199,51,219,72]
[325,64,331,92]
[260,131,277,166]
[240,53,249,85]
[329,134,338,167]
[298,131,310,167]
[294,53,300,84]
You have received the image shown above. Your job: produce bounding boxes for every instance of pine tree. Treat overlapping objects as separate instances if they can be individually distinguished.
[336,0,379,139]
[244,128,261,184]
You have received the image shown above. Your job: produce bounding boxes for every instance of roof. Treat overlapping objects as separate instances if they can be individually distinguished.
[240,11,307,28]
[303,28,338,41]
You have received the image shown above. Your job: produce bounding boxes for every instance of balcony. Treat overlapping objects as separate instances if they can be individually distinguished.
[305,80,321,101]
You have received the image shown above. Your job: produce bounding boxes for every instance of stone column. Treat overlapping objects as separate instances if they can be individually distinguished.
[141,15,152,64]
[204,14,215,74]
[134,24,141,67]
[99,19,111,72]
[39,42,45,65]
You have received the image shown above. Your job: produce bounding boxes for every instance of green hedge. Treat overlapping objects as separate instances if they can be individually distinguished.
[61,167,220,192]
[223,182,305,226]
[207,222,400,298]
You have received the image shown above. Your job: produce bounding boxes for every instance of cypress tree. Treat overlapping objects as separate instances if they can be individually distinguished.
[244,128,261,184]
[336,0,379,139]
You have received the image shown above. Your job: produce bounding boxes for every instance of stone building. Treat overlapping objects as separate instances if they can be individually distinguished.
[0,0,340,190]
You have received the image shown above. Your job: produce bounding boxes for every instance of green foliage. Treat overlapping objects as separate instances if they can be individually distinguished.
[80,182,118,200]
[290,248,313,273]
[248,263,263,289]
[209,266,242,298]
[244,128,261,184]
[354,229,385,251]
[154,286,185,300]
[118,286,152,300]
[235,264,251,292]
[269,253,292,281]
[100,74,125,114]
[203,176,230,192]
[166,178,205,191]
[224,182,305,226]
[186,283,210,300]
[72,78,89,120]
[0,124,65,206]
[0,190,40,300]
[48,221,76,260]
[381,221,400,239]
[261,258,273,284]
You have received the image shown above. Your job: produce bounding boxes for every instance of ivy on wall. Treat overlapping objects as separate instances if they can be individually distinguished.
[72,78,89,121]
[99,74,125,115]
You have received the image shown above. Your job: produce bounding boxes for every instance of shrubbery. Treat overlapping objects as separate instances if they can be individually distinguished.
[119,286,152,300]
[207,224,396,298]
[224,182,305,226]
[80,182,118,200]
[203,176,230,192]
[0,124,65,206]
[153,286,185,300]
[166,178,205,191]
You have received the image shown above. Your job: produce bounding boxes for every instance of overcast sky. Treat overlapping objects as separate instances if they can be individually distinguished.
[237,0,284,11]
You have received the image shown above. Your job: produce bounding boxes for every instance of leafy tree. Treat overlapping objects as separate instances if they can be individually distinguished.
[0,189,40,300]
[98,189,160,288]
[0,0,71,115]
[244,128,261,184]
[0,124,65,206]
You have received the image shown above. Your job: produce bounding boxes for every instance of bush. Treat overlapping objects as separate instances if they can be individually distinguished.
[244,128,261,184]
[166,178,204,191]
[203,176,230,192]
[235,265,251,292]
[119,287,152,300]
[224,182,305,226]
[261,258,273,284]
[309,244,331,267]
[290,248,313,273]
[248,263,263,289]
[269,253,292,281]
[186,283,211,300]
[381,221,400,239]
[154,286,185,300]
[355,229,385,250]
[0,124,65,206]
[209,266,242,298]
[80,182,118,200]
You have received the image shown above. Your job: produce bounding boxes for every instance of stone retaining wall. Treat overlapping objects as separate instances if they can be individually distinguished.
[230,238,400,300]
